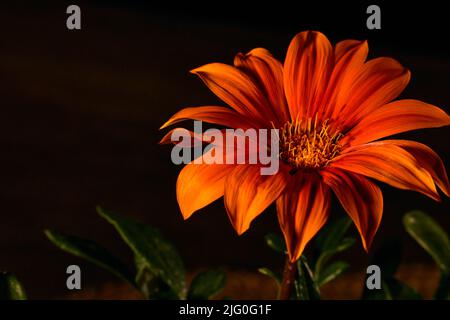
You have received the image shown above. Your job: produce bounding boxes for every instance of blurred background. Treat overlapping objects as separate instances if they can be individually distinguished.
[0,1,448,299]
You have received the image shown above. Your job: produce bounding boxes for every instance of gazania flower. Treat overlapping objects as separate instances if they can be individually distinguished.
[161,31,450,262]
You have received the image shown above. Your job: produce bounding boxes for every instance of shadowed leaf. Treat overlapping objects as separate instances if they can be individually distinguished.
[0,272,27,300]
[258,267,281,287]
[315,215,352,252]
[45,229,135,285]
[188,269,227,300]
[403,211,450,274]
[264,233,286,253]
[314,237,355,276]
[97,206,186,298]
[294,256,320,300]
[317,261,349,287]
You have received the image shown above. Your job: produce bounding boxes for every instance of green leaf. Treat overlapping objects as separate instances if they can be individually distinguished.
[314,237,355,276]
[187,269,227,300]
[294,256,320,300]
[403,211,450,274]
[434,273,450,300]
[134,254,177,299]
[264,233,286,253]
[134,254,154,298]
[317,261,349,287]
[0,272,27,300]
[45,229,135,285]
[258,267,281,286]
[315,215,352,252]
[294,263,309,300]
[97,206,187,298]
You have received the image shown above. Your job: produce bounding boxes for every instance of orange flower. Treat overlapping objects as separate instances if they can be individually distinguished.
[161,31,450,262]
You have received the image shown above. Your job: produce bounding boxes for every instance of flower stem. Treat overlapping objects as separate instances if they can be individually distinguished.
[279,257,297,300]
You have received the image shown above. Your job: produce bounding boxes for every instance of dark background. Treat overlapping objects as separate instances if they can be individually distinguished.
[0,1,448,298]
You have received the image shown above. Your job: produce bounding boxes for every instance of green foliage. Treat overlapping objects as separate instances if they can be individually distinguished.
[294,256,320,300]
[362,237,422,300]
[363,210,450,300]
[313,216,355,287]
[403,210,450,300]
[0,272,27,300]
[44,206,227,300]
[317,261,349,287]
[35,208,449,300]
[44,229,135,285]
[97,207,186,298]
[264,233,287,254]
[187,269,227,300]
[261,216,355,299]
[258,267,281,286]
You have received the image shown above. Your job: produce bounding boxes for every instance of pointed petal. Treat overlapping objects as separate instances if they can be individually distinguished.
[276,173,330,262]
[336,57,410,129]
[321,168,383,251]
[382,140,450,197]
[191,63,273,128]
[234,48,289,125]
[321,40,368,119]
[224,164,288,235]
[331,142,440,201]
[334,39,368,62]
[160,105,257,130]
[342,99,450,146]
[284,31,333,119]
[159,128,204,146]
[177,162,235,219]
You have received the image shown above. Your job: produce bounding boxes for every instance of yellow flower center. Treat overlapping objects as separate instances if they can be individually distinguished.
[279,116,343,171]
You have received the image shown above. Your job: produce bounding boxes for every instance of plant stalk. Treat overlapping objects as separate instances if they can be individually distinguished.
[279,256,297,300]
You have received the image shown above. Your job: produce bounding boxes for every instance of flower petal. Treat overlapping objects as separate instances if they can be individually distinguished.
[334,39,368,62]
[321,168,383,251]
[234,48,289,125]
[160,105,258,130]
[342,99,450,146]
[224,164,289,235]
[321,40,368,119]
[382,140,450,197]
[336,57,410,129]
[177,162,235,219]
[331,142,439,201]
[276,173,330,262]
[284,31,333,120]
[191,63,273,128]
[159,128,204,146]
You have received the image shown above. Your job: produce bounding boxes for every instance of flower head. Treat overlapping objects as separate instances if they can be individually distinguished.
[161,31,450,262]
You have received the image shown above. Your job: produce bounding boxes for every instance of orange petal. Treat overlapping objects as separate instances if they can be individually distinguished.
[159,128,204,146]
[276,173,330,262]
[224,164,288,235]
[334,39,368,62]
[177,162,235,219]
[321,168,383,251]
[336,57,410,129]
[284,31,333,120]
[331,142,440,201]
[343,99,450,146]
[234,48,289,125]
[160,105,257,130]
[382,140,450,197]
[191,63,273,128]
[321,40,368,119]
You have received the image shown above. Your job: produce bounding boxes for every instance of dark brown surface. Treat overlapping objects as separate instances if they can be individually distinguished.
[0,3,448,298]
